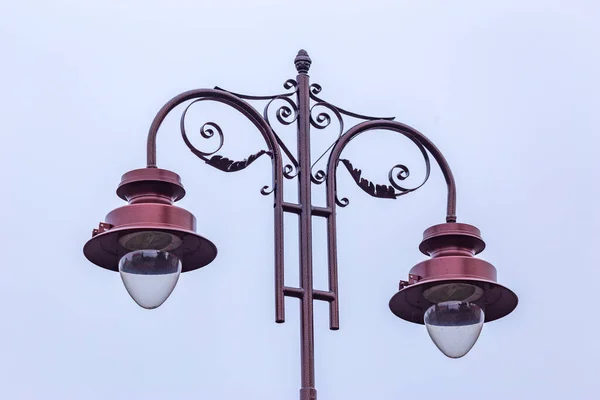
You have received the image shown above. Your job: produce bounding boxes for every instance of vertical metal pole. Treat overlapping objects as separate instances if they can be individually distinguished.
[294,50,317,400]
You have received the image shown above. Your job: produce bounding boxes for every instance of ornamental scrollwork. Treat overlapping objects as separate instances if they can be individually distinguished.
[328,122,434,209]
[338,157,431,201]
[309,101,344,185]
[217,79,301,180]
[180,99,273,176]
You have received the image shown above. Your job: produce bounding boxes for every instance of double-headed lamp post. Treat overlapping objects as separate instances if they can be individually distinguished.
[83,50,518,399]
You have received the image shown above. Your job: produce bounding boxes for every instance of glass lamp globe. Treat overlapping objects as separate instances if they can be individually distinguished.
[424,301,484,358]
[119,249,182,309]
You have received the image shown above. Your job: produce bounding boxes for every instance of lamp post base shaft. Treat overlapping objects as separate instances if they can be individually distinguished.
[300,387,317,400]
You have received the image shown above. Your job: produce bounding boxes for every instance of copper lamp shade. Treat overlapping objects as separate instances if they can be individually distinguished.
[389,223,518,324]
[83,168,217,272]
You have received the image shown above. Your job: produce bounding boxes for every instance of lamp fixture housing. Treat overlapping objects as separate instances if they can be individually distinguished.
[83,168,217,273]
[389,223,518,324]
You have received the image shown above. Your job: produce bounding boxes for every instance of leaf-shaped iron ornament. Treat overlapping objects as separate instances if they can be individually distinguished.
[206,149,272,172]
[340,159,398,199]
[179,99,275,194]
[217,79,301,180]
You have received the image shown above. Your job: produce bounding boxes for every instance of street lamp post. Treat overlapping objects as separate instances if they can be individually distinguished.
[83,50,518,400]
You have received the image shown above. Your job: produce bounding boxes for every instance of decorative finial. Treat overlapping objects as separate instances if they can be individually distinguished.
[294,49,312,74]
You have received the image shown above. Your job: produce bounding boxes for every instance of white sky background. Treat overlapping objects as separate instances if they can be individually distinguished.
[1,0,599,399]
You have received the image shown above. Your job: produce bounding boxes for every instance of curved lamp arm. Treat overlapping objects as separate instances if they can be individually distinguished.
[318,118,457,330]
[144,88,289,322]
[146,88,282,171]
[327,119,457,223]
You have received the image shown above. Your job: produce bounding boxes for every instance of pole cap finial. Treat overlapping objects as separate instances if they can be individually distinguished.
[294,49,312,74]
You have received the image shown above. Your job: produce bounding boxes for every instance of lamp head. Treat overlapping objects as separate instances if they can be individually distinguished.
[389,223,517,357]
[83,168,217,308]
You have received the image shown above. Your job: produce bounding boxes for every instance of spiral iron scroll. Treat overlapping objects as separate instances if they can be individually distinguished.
[217,80,301,180]
[264,95,299,179]
[309,102,344,184]
[179,99,273,191]
[334,137,431,207]
[306,82,397,187]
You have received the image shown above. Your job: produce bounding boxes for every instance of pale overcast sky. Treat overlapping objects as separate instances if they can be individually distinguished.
[1,1,599,399]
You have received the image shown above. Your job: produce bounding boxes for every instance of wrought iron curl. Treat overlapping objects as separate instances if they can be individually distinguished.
[215,80,301,181]
[309,101,344,185]
[310,83,323,95]
[326,119,456,223]
[283,79,298,91]
[336,144,430,204]
[263,95,300,179]
[179,98,273,187]
[331,128,432,207]
[310,105,333,130]
[260,185,275,195]
[180,100,225,158]
[309,82,401,189]
[336,196,350,208]
[282,164,297,179]
[265,96,298,127]
[388,163,428,193]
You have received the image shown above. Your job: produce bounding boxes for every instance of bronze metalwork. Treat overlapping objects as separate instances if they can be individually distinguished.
[83,50,517,400]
